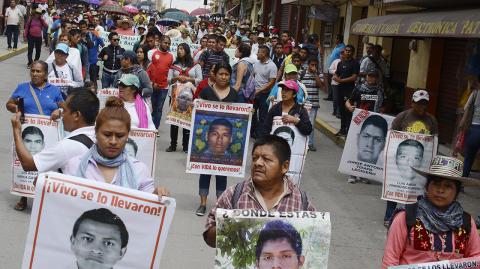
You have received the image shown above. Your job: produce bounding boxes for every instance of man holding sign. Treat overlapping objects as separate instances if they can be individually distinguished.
[203,135,316,247]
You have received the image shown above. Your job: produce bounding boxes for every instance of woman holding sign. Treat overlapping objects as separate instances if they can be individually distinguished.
[166,43,202,153]
[382,156,480,268]
[6,60,64,211]
[63,97,168,197]
[195,62,239,216]
[262,80,312,137]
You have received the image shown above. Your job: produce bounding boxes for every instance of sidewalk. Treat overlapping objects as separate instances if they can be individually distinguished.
[0,35,28,62]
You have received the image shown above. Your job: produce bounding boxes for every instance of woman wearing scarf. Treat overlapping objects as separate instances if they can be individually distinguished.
[63,96,168,196]
[117,74,155,130]
[382,156,480,268]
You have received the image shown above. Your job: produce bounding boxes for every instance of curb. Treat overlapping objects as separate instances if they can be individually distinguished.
[0,46,27,62]
[315,118,345,147]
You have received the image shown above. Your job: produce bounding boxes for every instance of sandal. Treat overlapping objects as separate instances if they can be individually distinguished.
[14,197,27,211]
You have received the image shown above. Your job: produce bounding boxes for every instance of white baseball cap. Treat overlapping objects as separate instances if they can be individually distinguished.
[412,89,429,102]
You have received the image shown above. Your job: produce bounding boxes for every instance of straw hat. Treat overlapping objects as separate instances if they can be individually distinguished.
[412,156,480,186]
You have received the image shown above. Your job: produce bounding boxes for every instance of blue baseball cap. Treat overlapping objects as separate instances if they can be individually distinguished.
[54,43,69,55]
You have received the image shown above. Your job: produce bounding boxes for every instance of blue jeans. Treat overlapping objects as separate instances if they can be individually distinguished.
[5,25,19,49]
[463,125,480,177]
[384,201,397,221]
[101,71,117,88]
[151,89,168,129]
[308,107,318,146]
[199,174,227,197]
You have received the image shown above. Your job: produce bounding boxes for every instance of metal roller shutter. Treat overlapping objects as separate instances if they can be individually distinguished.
[280,5,289,32]
[436,39,468,144]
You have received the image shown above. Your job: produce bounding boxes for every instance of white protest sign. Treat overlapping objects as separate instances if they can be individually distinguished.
[216,209,331,269]
[100,32,141,51]
[97,88,119,109]
[272,117,308,185]
[21,172,176,269]
[338,109,394,182]
[388,256,480,269]
[128,128,157,177]
[11,115,60,198]
[382,130,438,203]
[165,82,195,129]
[186,100,253,178]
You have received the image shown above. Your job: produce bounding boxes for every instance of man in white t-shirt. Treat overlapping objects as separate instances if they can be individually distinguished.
[4,0,23,50]
[11,89,99,210]
[47,43,84,97]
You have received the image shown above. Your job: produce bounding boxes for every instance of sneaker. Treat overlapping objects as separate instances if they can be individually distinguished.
[7,47,12,51]
[195,205,206,216]
[183,147,188,153]
[12,48,17,51]
[347,176,358,184]
[165,146,176,152]
[359,177,370,184]
[308,145,317,151]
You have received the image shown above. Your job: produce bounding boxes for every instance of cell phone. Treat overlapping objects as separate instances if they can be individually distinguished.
[17,97,25,123]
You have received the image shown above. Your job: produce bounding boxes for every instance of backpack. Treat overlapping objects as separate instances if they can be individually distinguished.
[398,202,471,240]
[57,134,94,173]
[239,60,256,101]
[230,182,309,210]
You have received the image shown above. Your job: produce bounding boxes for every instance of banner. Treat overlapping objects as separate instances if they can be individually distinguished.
[165,82,195,129]
[170,38,237,65]
[389,256,480,269]
[382,130,438,203]
[97,88,119,109]
[21,172,176,269]
[186,100,253,177]
[338,109,394,181]
[128,128,157,177]
[100,32,140,51]
[11,115,60,198]
[216,209,331,269]
[271,117,308,185]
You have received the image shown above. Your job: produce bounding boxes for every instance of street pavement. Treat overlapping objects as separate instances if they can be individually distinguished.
[0,50,479,269]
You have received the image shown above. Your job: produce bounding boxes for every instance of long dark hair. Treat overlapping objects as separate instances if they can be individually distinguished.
[174,43,194,68]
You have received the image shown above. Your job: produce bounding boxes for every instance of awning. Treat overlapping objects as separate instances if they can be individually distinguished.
[351,9,480,38]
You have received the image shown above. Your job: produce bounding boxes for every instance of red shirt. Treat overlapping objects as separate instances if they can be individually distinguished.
[194,78,210,99]
[282,41,293,55]
[147,50,173,89]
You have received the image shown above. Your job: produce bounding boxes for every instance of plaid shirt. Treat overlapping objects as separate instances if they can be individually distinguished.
[204,177,316,233]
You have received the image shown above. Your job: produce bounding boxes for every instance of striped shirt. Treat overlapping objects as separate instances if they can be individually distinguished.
[204,177,316,233]
[199,49,230,78]
[301,71,321,107]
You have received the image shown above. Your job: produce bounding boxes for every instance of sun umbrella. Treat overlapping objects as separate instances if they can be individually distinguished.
[99,2,129,15]
[83,0,100,5]
[160,8,183,14]
[156,18,180,26]
[190,8,210,17]
[163,11,193,22]
[123,5,139,14]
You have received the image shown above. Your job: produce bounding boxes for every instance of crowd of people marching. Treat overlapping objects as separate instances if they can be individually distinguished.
[4,1,480,268]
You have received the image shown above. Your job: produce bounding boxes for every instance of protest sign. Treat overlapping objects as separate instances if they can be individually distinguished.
[216,209,331,269]
[382,130,438,203]
[169,38,237,65]
[21,172,176,269]
[388,256,480,269]
[97,88,119,109]
[271,117,308,185]
[186,100,253,177]
[100,32,140,51]
[11,115,60,198]
[128,128,157,177]
[165,82,195,130]
[338,109,394,182]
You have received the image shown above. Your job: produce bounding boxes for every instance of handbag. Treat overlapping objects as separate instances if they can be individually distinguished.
[29,83,45,115]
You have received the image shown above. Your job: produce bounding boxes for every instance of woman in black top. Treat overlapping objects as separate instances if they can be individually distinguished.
[196,62,238,216]
[263,80,312,136]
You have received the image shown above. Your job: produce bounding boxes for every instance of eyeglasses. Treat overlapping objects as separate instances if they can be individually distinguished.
[111,39,119,41]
